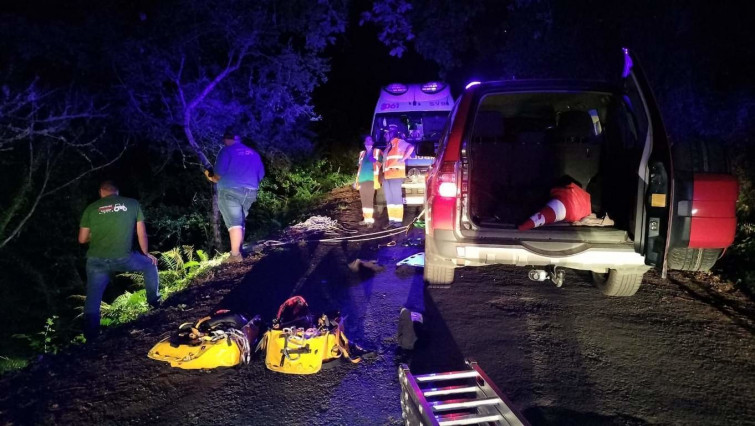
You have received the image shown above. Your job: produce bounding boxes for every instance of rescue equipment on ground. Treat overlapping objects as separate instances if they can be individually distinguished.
[397,307,424,350]
[518,182,592,231]
[271,295,312,330]
[148,310,262,369]
[257,296,362,375]
[253,210,422,250]
[396,253,424,268]
[399,359,530,425]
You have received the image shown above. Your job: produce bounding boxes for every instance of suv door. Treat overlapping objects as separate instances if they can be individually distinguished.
[620,48,673,276]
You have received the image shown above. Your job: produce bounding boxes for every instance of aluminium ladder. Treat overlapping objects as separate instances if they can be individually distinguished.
[399,359,529,426]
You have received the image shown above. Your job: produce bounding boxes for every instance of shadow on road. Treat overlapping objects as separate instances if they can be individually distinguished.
[398,275,467,375]
[215,241,377,335]
[524,406,649,425]
[668,273,755,336]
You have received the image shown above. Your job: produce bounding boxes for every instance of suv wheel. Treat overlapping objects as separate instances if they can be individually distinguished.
[667,248,722,272]
[591,269,645,297]
[424,258,455,287]
[423,242,455,288]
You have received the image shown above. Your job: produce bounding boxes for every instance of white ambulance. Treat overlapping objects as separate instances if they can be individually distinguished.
[370,82,454,205]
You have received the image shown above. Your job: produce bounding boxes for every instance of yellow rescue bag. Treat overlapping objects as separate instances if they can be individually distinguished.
[148,330,245,369]
[262,328,326,374]
[259,314,361,375]
[148,311,260,370]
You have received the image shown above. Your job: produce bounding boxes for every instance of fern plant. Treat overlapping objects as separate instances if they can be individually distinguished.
[71,246,224,328]
[160,248,184,275]
[101,291,148,324]
[182,245,194,262]
[0,356,28,374]
[118,272,145,286]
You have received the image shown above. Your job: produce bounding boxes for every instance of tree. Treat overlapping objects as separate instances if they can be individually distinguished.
[116,0,346,247]
[0,79,125,249]
[362,0,754,142]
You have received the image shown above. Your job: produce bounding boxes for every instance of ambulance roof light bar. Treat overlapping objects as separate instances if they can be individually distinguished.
[384,83,408,95]
[421,81,446,93]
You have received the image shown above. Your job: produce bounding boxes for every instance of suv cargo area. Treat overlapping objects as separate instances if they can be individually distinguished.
[423,49,738,297]
[463,90,636,245]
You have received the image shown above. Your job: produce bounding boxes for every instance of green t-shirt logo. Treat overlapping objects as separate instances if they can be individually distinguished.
[97,203,128,214]
[81,196,144,259]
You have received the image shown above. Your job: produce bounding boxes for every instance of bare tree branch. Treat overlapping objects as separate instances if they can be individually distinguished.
[0,79,119,249]
[0,165,50,249]
[43,140,128,196]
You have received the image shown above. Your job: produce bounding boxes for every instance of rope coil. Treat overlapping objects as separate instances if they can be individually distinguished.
[208,328,252,364]
[254,209,425,248]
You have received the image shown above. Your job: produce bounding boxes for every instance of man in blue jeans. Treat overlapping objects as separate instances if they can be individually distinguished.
[78,180,160,340]
[204,130,265,262]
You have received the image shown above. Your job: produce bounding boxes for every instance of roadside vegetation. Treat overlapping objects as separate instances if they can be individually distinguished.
[0,158,354,375]
[719,147,755,295]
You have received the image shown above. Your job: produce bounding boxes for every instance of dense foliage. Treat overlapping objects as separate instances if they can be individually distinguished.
[0,0,351,364]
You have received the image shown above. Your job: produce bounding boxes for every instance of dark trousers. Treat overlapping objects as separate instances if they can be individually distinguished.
[84,253,160,340]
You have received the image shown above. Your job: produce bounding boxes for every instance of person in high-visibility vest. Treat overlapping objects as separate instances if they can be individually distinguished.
[354,135,383,227]
[381,127,414,228]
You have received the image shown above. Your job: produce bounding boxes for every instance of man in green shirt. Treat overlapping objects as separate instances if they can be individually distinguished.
[78,180,160,340]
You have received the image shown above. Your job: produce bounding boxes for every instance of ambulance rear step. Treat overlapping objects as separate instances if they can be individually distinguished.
[399,359,529,426]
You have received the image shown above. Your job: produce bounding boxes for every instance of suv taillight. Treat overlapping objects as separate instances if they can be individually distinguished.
[438,181,457,198]
[437,162,457,198]
[429,162,458,234]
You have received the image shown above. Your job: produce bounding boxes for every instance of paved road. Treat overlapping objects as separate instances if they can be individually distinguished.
[2,227,755,425]
[417,257,755,425]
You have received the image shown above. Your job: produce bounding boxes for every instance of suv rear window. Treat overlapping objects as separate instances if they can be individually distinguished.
[467,91,617,227]
[471,91,612,142]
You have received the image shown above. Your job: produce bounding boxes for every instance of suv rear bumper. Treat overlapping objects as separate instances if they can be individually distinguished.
[402,182,425,205]
[428,230,649,274]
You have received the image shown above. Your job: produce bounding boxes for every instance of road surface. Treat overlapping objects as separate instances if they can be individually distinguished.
[1,191,754,425]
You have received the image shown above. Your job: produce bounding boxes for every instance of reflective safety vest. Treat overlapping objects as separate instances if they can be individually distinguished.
[355,149,383,190]
[383,138,413,180]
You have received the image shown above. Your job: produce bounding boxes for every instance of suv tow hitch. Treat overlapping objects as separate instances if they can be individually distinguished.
[528,266,566,287]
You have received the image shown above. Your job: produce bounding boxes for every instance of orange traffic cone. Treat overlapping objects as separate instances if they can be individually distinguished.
[518,183,591,231]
